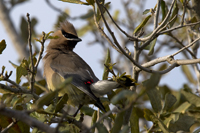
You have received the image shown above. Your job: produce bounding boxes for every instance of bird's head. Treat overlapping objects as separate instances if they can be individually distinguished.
[48,21,82,51]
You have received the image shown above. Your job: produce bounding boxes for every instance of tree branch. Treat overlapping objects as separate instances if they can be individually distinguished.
[0,105,57,133]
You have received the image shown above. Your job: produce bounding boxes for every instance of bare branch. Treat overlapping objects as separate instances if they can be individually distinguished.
[159,21,200,34]
[35,32,45,69]
[26,13,35,94]
[0,105,57,133]
[171,37,200,56]
[1,119,18,133]
[0,83,39,99]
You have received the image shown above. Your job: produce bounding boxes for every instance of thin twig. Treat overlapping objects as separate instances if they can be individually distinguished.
[137,0,176,42]
[26,13,35,93]
[92,7,122,54]
[97,0,138,41]
[167,33,197,59]
[1,119,18,133]
[159,21,200,34]
[35,32,45,69]
[171,37,200,56]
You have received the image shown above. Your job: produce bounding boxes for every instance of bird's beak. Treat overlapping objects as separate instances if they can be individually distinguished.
[67,38,82,42]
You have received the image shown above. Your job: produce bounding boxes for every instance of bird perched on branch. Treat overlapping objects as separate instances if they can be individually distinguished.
[43,21,136,115]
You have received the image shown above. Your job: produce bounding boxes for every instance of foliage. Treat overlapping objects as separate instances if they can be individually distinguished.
[0,0,200,133]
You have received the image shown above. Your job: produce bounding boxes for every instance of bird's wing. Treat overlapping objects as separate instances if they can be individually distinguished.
[50,51,105,111]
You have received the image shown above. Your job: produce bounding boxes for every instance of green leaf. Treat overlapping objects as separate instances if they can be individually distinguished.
[161,0,166,21]
[86,0,94,5]
[143,9,150,15]
[169,1,179,28]
[102,49,111,80]
[144,108,154,121]
[110,90,135,105]
[163,93,177,112]
[0,40,6,54]
[16,65,28,84]
[143,73,162,113]
[181,65,196,84]
[55,94,68,113]
[96,123,109,133]
[59,0,89,5]
[174,102,191,113]
[91,111,97,133]
[35,91,58,109]
[147,38,157,55]
[9,60,19,68]
[181,90,200,107]
[130,107,139,133]
[81,105,95,116]
[133,15,152,34]
[59,123,80,133]
[169,114,195,132]
[111,111,125,133]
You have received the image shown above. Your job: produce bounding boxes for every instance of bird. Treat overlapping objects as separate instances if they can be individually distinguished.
[43,21,136,115]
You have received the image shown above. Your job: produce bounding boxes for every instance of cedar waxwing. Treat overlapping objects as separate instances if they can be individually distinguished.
[43,21,135,114]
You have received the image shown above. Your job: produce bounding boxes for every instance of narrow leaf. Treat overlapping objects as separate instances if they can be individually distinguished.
[0,40,6,54]
[133,15,152,34]
[130,107,139,133]
[148,38,157,55]
[111,111,125,133]
[181,65,196,84]
[181,90,200,107]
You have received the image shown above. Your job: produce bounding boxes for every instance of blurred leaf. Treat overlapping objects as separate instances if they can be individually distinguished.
[144,108,154,121]
[163,93,177,112]
[16,64,28,84]
[181,90,200,107]
[81,105,95,116]
[80,9,94,19]
[133,15,152,34]
[20,17,37,43]
[103,49,111,80]
[9,60,19,68]
[113,10,120,20]
[35,91,58,109]
[17,121,30,133]
[91,111,97,133]
[96,123,109,133]
[120,125,129,133]
[174,102,191,113]
[55,94,68,113]
[190,16,198,23]
[130,107,139,133]
[148,38,157,55]
[169,1,179,28]
[111,90,135,105]
[161,0,166,21]
[59,123,80,133]
[143,9,150,15]
[143,73,162,113]
[181,65,196,84]
[0,39,6,54]
[86,0,94,5]
[77,25,92,37]
[169,114,195,132]
[59,0,89,5]
[111,111,125,133]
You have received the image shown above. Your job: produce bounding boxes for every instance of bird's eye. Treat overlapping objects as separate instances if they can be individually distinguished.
[61,30,78,39]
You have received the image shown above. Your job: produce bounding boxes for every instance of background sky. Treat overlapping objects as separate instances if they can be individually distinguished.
[0,0,197,90]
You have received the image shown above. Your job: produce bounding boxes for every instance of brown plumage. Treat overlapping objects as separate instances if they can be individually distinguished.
[43,21,105,113]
